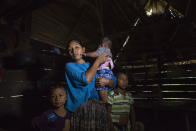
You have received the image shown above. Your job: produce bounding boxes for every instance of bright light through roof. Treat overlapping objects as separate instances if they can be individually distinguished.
[146,8,153,16]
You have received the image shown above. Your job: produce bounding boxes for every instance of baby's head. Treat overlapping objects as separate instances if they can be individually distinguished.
[49,84,67,109]
[99,37,112,49]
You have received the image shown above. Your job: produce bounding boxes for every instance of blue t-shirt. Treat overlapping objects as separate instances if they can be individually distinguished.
[65,62,116,112]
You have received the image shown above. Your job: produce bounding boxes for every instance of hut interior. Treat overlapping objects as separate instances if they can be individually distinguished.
[0,0,196,131]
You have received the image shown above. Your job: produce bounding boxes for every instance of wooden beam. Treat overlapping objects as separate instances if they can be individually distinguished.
[83,0,104,36]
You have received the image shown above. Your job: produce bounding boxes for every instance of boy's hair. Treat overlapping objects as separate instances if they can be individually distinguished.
[100,37,112,49]
[116,71,128,78]
[49,83,66,96]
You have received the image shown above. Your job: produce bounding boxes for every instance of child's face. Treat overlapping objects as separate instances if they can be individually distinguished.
[68,41,85,61]
[99,43,104,48]
[117,74,128,89]
[99,43,108,48]
[50,88,67,108]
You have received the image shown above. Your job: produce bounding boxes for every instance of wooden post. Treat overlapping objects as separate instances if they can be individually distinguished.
[185,114,190,131]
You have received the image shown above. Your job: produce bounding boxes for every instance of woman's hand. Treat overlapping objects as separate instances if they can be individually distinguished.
[85,52,109,84]
[96,77,110,87]
[96,77,114,88]
[96,52,109,65]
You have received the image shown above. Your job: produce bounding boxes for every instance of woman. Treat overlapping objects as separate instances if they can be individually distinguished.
[65,40,116,131]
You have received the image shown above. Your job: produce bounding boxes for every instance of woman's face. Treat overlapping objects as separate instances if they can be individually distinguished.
[117,73,128,89]
[68,41,85,61]
[50,88,67,108]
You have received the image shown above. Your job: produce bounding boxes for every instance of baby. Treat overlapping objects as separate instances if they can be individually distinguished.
[84,37,114,103]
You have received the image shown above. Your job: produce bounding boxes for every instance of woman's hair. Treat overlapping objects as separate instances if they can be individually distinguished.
[99,37,112,49]
[66,39,83,50]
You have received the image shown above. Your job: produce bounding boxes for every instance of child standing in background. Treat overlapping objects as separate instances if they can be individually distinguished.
[84,37,114,103]
[32,84,71,131]
[107,72,136,131]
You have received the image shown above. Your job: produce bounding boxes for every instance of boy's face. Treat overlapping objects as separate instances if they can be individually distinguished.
[117,74,128,89]
[50,88,67,108]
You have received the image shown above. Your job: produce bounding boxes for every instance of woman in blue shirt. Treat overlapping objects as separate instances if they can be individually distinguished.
[65,40,116,131]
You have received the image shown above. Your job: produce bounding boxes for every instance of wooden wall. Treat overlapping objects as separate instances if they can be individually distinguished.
[121,54,196,131]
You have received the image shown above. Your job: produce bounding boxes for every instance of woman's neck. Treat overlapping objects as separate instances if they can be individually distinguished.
[76,59,86,64]
[117,87,126,95]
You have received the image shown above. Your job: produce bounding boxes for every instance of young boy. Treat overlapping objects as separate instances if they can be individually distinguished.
[84,37,114,103]
[107,72,136,131]
[32,84,71,131]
